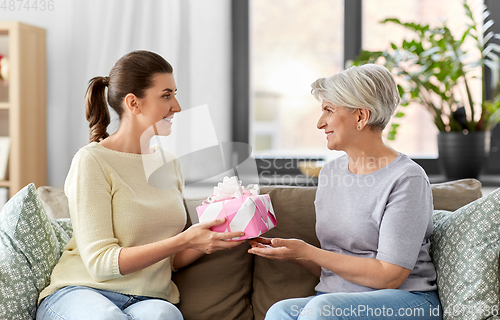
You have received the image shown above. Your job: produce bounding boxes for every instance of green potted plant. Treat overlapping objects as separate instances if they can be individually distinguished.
[351,0,500,179]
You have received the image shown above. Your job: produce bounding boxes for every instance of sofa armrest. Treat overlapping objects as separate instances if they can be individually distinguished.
[431,178,482,211]
[37,186,70,219]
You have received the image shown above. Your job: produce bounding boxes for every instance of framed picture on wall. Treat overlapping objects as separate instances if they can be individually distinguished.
[0,137,10,180]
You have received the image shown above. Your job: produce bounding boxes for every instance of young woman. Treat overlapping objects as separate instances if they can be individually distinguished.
[37,50,244,320]
[249,64,442,320]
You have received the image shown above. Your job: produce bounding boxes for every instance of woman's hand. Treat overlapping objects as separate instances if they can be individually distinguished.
[182,218,245,254]
[249,237,411,288]
[248,237,309,261]
[172,218,246,270]
[248,237,321,277]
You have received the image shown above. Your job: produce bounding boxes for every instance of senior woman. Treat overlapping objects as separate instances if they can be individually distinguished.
[249,64,442,320]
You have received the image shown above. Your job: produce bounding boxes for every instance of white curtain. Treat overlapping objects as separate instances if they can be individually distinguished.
[2,0,232,188]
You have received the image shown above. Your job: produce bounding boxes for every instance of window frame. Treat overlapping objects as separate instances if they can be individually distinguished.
[232,0,500,181]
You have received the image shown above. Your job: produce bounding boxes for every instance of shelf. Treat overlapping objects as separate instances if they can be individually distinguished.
[0,22,46,198]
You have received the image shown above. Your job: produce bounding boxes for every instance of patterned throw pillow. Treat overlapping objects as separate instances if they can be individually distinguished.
[431,187,500,320]
[0,183,72,320]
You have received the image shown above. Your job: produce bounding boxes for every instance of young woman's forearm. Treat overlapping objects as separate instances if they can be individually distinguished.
[172,249,205,270]
[304,245,410,289]
[118,219,245,275]
[118,232,188,275]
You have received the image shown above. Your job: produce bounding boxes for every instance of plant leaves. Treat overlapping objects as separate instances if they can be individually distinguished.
[349,0,500,136]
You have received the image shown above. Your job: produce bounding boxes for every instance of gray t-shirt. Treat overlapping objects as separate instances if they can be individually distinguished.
[314,153,437,293]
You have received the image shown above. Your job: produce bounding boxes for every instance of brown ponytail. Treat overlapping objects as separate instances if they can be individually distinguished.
[85,76,111,143]
[84,51,173,143]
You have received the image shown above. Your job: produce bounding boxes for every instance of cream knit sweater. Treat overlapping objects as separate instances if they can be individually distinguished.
[39,142,187,303]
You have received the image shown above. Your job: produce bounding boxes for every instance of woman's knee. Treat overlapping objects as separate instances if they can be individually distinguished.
[124,299,183,320]
[266,300,295,320]
[265,297,315,320]
[300,295,344,319]
[267,295,349,320]
[36,286,127,320]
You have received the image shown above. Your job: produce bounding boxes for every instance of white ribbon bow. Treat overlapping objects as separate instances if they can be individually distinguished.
[207,176,260,203]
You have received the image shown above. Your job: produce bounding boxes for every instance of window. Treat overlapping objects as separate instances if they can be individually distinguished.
[234,0,500,176]
[249,0,344,159]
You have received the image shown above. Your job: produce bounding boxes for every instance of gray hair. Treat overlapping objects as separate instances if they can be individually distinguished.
[310,64,401,130]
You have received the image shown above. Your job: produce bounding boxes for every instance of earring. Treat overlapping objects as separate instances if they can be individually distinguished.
[358,126,361,129]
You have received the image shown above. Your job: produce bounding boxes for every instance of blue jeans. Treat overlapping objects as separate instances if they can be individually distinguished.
[265,290,442,320]
[36,286,183,320]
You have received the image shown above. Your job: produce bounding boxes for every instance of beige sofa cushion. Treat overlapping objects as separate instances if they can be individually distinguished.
[172,244,254,320]
[252,186,320,320]
[431,178,483,211]
[172,198,254,320]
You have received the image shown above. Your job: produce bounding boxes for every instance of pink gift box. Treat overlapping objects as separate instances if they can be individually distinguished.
[196,192,277,240]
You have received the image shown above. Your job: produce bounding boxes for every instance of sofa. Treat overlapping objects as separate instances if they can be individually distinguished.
[0,178,499,320]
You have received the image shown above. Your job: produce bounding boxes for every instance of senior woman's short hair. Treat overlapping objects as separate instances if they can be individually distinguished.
[310,64,401,130]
